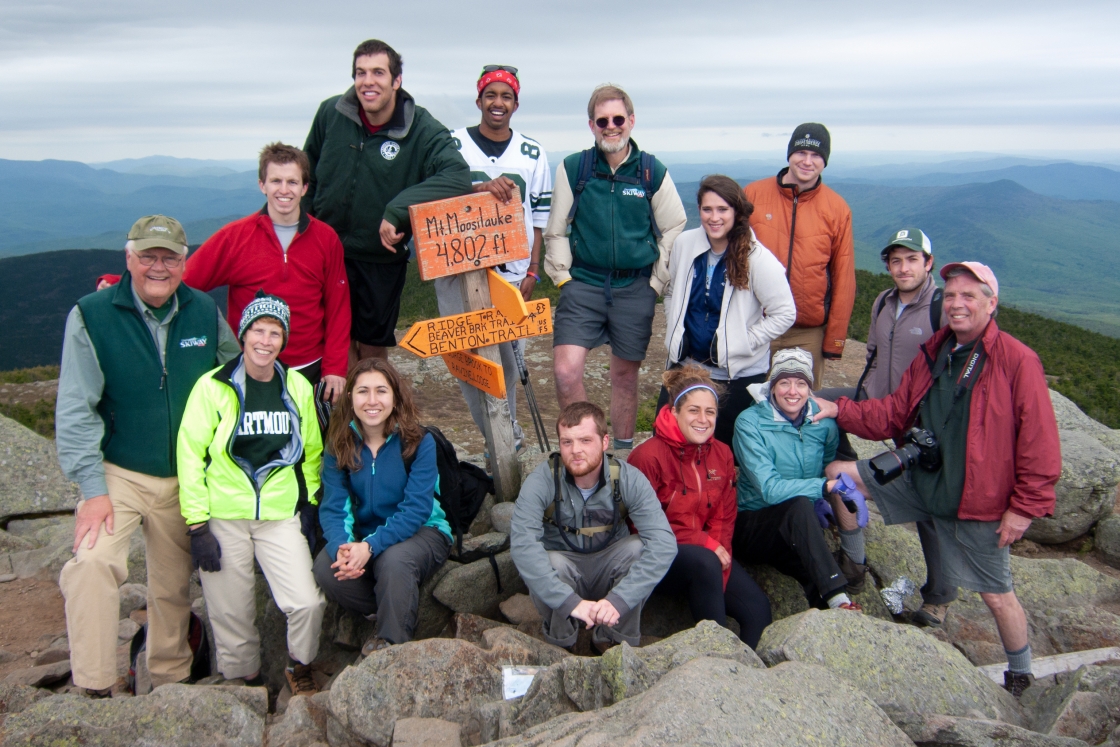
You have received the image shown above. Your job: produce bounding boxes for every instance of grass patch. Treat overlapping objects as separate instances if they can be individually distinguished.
[0,365,59,384]
[635,394,660,433]
[0,399,55,438]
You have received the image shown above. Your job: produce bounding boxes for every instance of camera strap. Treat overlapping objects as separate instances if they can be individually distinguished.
[924,337,987,433]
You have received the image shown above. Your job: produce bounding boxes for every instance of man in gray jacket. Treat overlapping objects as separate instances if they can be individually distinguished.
[818,226,954,627]
[510,401,676,651]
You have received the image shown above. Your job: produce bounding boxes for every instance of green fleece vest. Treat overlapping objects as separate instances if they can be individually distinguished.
[564,144,666,288]
[76,274,220,477]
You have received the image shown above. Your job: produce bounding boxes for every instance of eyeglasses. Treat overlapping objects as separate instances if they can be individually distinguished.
[135,253,184,269]
[481,65,518,76]
[594,115,628,129]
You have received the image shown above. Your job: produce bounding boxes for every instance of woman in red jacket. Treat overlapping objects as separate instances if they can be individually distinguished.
[629,365,772,647]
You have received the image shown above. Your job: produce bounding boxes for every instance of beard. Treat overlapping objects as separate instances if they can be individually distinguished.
[563,447,604,478]
[596,135,629,154]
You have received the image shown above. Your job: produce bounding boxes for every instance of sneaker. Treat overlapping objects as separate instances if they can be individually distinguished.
[912,603,950,628]
[284,663,319,697]
[361,636,391,657]
[834,551,868,595]
[837,601,863,612]
[1003,670,1033,698]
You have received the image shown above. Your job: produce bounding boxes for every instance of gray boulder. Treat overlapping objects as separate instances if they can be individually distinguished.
[0,682,51,716]
[3,514,147,584]
[1029,664,1120,744]
[485,658,914,746]
[894,712,1090,746]
[1050,389,1120,455]
[453,531,509,564]
[0,415,81,522]
[118,583,147,620]
[758,608,1023,725]
[1,660,71,688]
[1,683,267,747]
[1096,513,1120,569]
[392,717,462,747]
[432,550,526,617]
[489,501,514,534]
[266,692,329,747]
[1026,429,1120,544]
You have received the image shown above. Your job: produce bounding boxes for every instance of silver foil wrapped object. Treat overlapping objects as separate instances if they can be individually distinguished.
[879,576,916,615]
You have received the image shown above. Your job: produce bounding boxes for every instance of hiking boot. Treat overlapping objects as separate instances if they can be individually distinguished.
[284,663,319,697]
[84,687,112,699]
[361,636,391,657]
[837,601,863,613]
[912,602,951,628]
[834,550,868,595]
[1003,670,1033,698]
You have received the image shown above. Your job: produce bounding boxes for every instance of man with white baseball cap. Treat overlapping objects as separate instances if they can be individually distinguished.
[817,262,1062,697]
[56,215,240,696]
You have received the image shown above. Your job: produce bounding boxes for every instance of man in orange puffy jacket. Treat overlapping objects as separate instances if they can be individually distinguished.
[744,124,855,388]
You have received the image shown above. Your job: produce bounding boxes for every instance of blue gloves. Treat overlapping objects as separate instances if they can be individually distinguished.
[832,473,869,528]
[814,497,835,529]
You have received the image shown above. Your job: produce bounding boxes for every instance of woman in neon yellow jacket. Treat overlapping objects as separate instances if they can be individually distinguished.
[177,292,324,696]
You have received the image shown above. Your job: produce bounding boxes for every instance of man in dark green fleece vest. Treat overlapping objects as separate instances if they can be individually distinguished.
[56,215,240,696]
[543,85,686,450]
[303,38,471,362]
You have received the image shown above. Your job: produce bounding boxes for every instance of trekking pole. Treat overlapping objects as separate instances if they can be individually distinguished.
[512,339,551,453]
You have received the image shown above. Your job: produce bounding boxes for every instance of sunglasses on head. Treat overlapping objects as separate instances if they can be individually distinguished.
[481,65,518,76]
[594,115,628,129]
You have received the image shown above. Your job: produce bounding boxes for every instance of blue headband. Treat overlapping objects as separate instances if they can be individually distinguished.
[674,384,719,407]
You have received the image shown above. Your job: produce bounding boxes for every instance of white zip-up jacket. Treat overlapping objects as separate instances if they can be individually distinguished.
[663,227,797,380]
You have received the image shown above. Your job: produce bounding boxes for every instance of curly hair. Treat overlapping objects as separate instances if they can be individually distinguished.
[697,175,755,290]
[325,358,424,473]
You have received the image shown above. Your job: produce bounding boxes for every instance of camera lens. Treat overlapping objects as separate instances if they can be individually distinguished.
[868,443,922,484]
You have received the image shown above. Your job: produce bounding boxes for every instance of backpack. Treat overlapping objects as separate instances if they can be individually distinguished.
[566,148,662,240]
[543,452,628,554]
[402,425,494,554]
[127,611,211,694]
[854,287,943,400]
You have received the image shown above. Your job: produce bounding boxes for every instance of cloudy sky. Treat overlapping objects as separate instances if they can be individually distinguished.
[2,0,1118,164]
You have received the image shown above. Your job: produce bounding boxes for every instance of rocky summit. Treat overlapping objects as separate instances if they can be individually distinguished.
[2,384,1120,745]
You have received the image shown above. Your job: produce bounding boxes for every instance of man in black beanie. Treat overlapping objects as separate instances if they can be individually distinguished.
[744,123,855,389]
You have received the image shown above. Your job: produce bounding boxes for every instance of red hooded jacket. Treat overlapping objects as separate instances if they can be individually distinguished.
[836,320,1061,521]
[628,406,738,587]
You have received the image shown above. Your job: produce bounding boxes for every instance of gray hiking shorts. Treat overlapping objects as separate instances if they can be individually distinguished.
[857,460,1013,594]
[552,278,657,361]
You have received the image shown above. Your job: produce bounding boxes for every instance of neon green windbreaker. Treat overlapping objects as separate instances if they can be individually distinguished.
[177,356,322,525]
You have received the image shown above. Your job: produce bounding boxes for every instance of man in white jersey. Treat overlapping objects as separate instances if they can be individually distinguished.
[437,65,552,455]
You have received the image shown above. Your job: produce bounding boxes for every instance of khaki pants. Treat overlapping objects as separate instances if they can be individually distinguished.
[59,463,192,690]
[202,517,326,679]
[770,325,827,389]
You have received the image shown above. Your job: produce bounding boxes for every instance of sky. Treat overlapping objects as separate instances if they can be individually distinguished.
[2,0,1119,164]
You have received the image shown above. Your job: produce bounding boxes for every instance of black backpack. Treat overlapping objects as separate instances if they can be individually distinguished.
[403,425,494,554]
[854,288,943,400]
[127,611,211,694]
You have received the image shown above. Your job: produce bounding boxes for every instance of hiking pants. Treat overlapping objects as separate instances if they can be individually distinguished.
[313,526,451,644]
[201,517,325,679]
[60,462,193,691]
[732,497,849,604]
[527,534,645,649]
[654,543,773,649]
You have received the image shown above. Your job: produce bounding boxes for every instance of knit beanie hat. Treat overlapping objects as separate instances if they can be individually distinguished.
[787,123,831,166]
[769,347,815,386]
[239,290,291,346]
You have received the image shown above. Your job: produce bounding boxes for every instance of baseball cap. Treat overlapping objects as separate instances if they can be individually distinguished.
[769,347,815,385]
[940,261,999,297]
[880,227,932,261]
[127,215,188,254]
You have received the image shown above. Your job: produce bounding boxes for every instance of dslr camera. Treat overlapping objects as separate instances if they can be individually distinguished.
[868,427,941,485]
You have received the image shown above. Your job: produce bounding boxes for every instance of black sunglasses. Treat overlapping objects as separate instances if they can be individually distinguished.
[594,115,627,129]
[481,65,518,75]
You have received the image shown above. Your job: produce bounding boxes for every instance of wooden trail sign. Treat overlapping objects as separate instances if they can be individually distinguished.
[443,351,505,399]
[487,269,528,324]
[408,188,530,281]
[399,299,552,358]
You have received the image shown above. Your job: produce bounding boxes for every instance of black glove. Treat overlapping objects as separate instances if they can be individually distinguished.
[188,523,222,573]
[298,500,319,553]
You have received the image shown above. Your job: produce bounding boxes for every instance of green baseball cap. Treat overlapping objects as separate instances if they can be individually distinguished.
[880,227,932,261]
[127,215,188,254]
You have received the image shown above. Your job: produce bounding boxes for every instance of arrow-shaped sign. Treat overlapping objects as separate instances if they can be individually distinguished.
[400,298,552,358]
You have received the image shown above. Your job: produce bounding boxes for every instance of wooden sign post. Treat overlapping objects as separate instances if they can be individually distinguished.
[408,188,541,502]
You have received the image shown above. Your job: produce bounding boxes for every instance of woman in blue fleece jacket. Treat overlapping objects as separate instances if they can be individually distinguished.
[313,357,452,653]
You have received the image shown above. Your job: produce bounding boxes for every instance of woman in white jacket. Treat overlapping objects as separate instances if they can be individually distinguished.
[661,175,796,449]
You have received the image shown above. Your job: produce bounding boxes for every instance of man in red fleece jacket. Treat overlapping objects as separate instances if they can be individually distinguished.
[183,143,350,411]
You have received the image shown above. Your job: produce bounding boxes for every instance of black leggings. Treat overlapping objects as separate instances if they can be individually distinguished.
[657,372,767,456]
[654,543,773,649]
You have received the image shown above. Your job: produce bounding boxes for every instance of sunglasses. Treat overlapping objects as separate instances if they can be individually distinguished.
[594,115,628,129]
[481,65,518,76]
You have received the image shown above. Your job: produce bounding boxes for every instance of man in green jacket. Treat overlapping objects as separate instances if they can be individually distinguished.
[543,84,686,450]
[56,215,241,697]
[303,38,472,362]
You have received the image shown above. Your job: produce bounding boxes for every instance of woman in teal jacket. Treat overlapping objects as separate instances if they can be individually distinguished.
[177,293,325,696]
[731,347,865,611]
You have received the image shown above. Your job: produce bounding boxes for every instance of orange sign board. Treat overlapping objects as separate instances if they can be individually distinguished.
[487,269,528,324]
[408,188,530,281]
[442,351,506,399]
[400,298,552,358]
